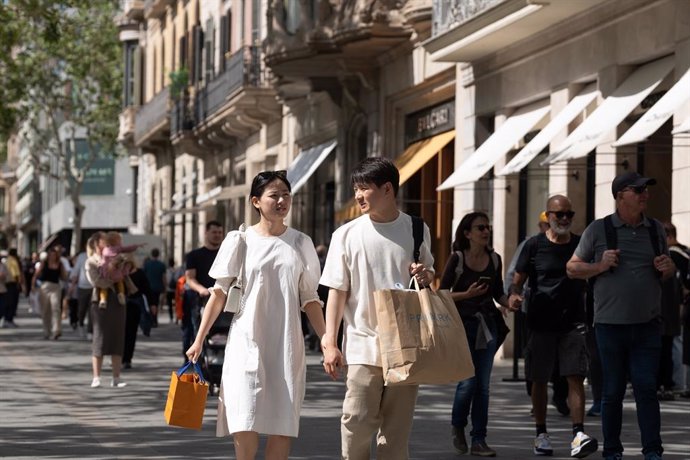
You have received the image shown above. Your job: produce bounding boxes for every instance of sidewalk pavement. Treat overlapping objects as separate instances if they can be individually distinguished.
[1,299,689,459]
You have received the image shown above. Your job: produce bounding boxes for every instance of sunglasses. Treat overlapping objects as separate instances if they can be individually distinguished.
[623,185,648,194]
[472,224,492,232]
[546,210,575,220]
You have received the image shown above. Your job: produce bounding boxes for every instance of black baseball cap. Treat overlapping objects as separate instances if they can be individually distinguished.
[611,172,656,197]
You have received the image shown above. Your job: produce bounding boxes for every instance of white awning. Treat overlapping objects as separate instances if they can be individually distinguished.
[286,139,337,194]
[437,101,550,190]
[672,116,690,134]
[613,66,690,146]
[196,184,250,205]
[497,84,599,176]
[543,55,675,164]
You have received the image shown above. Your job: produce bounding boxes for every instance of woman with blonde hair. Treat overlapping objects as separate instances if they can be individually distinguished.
[85,231,129,388]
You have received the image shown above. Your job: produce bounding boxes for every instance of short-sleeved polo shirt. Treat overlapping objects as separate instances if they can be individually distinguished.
[574,213,668,325]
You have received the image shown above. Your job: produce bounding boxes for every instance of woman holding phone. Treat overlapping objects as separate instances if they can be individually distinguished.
[439,211,509,457]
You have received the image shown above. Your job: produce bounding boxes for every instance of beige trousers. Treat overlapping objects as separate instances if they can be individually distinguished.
[40,282,62,338]
[341,364,418,460]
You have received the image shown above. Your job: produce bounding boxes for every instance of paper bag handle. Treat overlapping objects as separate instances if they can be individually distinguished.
[177,361,206,383]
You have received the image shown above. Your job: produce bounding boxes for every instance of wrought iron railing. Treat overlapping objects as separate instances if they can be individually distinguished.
[195,46,267,123]
[432,0,506,37]
[134,87,169,143]
[170,94,195,136]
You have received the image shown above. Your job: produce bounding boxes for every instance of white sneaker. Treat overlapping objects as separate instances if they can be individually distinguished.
[111,378,127,388]
[534,432,553,456]
[571,431,598,458]
[91,377,101,388]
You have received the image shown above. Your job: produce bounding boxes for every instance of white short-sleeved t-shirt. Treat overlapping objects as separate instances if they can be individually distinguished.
[320,212,434,367]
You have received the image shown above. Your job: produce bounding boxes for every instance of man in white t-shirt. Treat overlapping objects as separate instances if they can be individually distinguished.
[320,157,435,459]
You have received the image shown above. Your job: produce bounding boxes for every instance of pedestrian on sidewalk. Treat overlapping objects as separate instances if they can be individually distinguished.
[440,211,510,457]
[320,158,435,460]
[32,247,68,340]
[123,261,153,370]
[182,221,224,357]
[143,248,166,327]
[85,231,131,389]
[1,248,26,328]
[69,243,94,339]
[186,170,326,460]
[567,172,676,460]
[509,195,598,458]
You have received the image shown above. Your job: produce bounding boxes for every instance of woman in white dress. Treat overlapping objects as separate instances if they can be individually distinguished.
[186,170,326,460]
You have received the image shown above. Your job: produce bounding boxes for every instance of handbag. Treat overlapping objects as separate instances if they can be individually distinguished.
[374,278,475,386]
[224,223,247,313]
[164,361,209,430]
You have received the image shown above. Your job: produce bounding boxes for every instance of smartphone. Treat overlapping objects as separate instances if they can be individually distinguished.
[478,276,492,286]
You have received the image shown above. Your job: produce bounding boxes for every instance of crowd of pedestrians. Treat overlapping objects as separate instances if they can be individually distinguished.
[2,164,689,460]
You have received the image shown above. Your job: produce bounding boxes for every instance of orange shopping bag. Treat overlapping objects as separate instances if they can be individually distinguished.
[164,361,209,430]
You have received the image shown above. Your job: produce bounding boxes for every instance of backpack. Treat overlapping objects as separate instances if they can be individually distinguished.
[452,250,499,290]
[602,214,662,269]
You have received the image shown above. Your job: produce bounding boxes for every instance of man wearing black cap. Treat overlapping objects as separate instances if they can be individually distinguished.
[566,172,675,460]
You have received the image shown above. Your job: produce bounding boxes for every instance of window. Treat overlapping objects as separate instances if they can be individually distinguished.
[284,0,302,35]
[123,41,138,107]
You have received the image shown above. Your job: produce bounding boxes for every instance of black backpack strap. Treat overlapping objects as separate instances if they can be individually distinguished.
[411,215,424,263]
[647,218,662,257]
[603,215,617,250]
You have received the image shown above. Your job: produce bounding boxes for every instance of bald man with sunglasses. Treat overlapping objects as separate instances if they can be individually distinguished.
[509,195,597,458]
[566,172,675,460]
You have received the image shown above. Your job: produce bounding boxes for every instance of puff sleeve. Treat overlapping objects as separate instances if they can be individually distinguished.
[208,231,244,295]
[297,233,324,312]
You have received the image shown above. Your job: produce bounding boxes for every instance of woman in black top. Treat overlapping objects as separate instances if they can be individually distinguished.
[439,211,509,457]
[33,248,68,339]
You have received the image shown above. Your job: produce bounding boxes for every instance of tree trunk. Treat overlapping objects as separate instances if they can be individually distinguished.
[70,191,86,254]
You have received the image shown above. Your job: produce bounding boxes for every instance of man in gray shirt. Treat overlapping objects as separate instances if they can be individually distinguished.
[566,172,675,460]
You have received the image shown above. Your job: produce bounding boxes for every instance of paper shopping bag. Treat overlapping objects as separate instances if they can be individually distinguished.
[164,361,209,430]
[374,284,474,385]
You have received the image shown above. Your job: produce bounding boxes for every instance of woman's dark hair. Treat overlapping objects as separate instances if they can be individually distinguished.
[351,157,400,197]
[452,211,491,252]
[250,170,292,214]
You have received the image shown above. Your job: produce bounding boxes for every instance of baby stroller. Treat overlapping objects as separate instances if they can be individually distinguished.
[202,311,233,395]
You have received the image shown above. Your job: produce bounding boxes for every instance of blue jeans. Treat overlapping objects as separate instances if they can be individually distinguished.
[452,316,497,443]
[596,320,663,457]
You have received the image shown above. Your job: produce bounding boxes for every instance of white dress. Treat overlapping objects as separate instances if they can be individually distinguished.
[208,226,322,437]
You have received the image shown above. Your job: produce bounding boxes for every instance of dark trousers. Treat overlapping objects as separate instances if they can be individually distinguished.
[596,321,663,457]
[123,298,141,365]
[658,335,676,390]
[181,290,202,357]
[4,282,20,322]
[586,328,603,402]
[77,288,92,330]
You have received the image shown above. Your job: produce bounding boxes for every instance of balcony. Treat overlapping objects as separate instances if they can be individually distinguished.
[425,0,606,62]
[264,0,418,83]
[122,0,144,21]
[118,106,137,146]
[144,0,174,19]
[134,87,170,149]
[194,46,280,139]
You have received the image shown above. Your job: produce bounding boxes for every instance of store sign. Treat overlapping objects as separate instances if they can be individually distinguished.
[73,140,115,195]
[405,100,455,145]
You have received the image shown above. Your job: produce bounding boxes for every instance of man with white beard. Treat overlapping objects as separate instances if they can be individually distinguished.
[509,195,598,458]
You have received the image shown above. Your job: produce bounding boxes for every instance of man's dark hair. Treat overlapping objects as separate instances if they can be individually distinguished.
[151,248,160,258]
[351,157,400,197]
[663,221,677,238]
[206,220,222,231]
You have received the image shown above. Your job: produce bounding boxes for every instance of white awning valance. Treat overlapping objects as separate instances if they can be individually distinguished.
[613,66,690,146]
[286,140,337,194]
[498,84,599,176]
[437,101,550,190]
[543,56,674,164]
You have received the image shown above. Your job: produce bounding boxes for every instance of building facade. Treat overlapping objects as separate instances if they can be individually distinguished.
[425,0,690,268]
